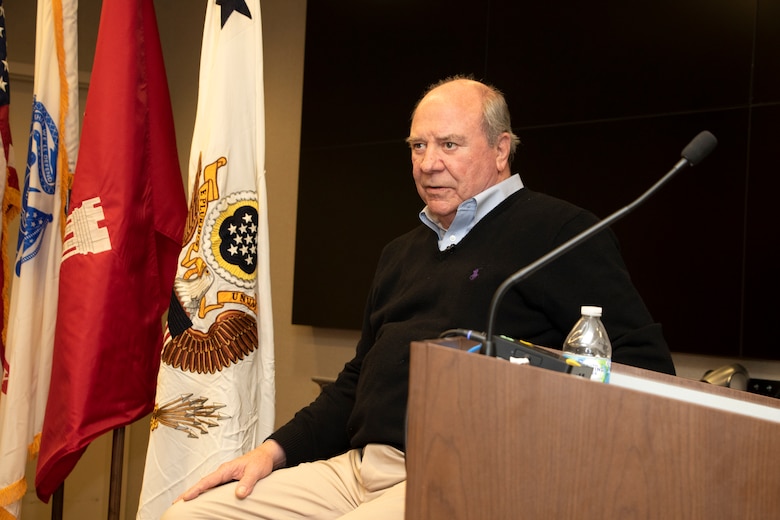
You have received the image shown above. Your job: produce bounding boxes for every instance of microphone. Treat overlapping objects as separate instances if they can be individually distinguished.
[482,131,718,357]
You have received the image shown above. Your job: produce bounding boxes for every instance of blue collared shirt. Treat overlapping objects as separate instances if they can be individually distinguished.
[419,174,524,251]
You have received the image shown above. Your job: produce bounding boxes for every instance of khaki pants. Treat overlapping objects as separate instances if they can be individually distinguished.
[160,444,406,520]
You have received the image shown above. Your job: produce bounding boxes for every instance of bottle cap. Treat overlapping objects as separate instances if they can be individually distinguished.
[581,305,602,317]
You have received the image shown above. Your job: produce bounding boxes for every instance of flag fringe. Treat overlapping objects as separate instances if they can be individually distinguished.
[28,432,41,461]
[52,0,74,231]
[1,177,20,347]
[0,433,42,512]
[0,476,27,513]
[0,507,19,520]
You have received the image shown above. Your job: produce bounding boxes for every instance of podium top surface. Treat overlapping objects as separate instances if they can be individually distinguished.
[415,338,780,423]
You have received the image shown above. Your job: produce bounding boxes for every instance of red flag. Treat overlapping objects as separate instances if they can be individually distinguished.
[35,0,186,501]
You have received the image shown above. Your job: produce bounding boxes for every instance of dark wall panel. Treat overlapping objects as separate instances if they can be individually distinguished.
[743,0,780,359]
[487,0,755,125]
[299,0,489,147]
[293,0,779,361]
[515,110,749,358]
[743,105,780,359]
[754,0,780,103]
[292,141,418,328]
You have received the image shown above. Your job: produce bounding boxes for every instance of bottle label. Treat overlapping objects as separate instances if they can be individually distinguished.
[563,354,611,383]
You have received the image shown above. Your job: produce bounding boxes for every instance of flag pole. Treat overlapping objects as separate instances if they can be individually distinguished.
[51,484,63,520]
[107,427,125,520]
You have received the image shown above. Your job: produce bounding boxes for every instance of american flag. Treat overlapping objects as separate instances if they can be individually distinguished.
[0,0,20,395]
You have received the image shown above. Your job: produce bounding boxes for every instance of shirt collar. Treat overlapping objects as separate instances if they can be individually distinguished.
[419,174,524,250]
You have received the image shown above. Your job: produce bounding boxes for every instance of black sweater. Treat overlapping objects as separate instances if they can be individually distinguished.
[270,188,675,466]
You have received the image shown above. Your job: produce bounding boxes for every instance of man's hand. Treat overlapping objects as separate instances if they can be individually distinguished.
[176,439,287,501]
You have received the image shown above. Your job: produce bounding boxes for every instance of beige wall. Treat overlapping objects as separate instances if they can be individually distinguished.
[5,1,780,519]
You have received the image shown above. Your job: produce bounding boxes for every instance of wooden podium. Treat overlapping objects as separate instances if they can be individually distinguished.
[406,340,780,519]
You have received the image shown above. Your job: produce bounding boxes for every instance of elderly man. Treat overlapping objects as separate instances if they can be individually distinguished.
[162,76,674,520]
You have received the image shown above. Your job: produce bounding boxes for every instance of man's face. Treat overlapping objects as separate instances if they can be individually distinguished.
[407,80,509,229]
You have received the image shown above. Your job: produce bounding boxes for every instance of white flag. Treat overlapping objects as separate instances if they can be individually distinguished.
[0,0,78,517]
[137,1,275,518]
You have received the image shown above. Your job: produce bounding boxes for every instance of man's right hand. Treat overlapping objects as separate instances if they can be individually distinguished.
[175,439,287,501]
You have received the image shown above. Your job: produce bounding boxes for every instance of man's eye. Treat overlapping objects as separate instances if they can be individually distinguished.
[444,142,457,150]
[410,142,424,151]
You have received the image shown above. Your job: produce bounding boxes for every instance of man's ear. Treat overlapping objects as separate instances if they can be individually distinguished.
[495,132,511,171]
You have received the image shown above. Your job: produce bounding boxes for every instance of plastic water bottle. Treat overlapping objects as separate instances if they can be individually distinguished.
[562,306,612,383]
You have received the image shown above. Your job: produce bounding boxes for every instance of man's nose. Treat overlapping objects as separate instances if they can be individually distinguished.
[419,148,441,172]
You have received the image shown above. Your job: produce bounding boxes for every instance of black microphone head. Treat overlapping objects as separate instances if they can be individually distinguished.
[681,130,718,166]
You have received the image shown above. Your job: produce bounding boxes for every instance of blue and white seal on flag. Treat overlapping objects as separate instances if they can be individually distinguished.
[16,97,59,274]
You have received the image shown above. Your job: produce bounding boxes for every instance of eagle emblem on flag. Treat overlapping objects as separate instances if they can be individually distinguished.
[162,154,259,374]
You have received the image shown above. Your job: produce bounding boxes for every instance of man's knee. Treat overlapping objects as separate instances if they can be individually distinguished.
[160,496,208,520]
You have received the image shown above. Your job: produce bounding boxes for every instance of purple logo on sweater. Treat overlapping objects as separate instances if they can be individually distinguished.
[469,268,481,280]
